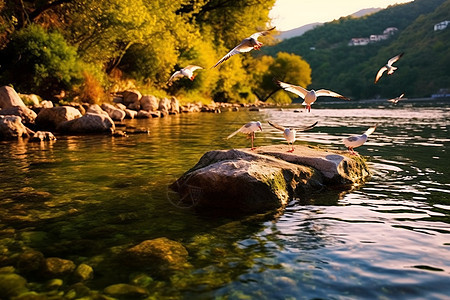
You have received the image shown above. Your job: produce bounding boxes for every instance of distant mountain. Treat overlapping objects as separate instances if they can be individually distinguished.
[350,7,382,18]
[277,8,382,40]
[277,23,322,40]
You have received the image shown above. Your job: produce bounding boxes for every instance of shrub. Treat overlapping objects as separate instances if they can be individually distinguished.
[0,24,82,99]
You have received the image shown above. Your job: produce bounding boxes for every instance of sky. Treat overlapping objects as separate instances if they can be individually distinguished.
[269,0,413,31]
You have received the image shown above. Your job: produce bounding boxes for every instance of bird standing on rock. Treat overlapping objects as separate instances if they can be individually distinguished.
[343,125,377,155]
[268,121,318,152]
[227,121,262,150]
[212,27,276,68]
[275,80,350,112]
[167,65,203,85]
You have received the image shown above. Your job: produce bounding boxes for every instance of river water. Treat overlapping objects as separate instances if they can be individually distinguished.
[1,99,449,299]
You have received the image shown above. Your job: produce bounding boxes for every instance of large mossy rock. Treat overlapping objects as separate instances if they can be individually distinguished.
[170,145,371,213]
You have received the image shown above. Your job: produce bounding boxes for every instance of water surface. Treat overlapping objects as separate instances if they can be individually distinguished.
[1,100,449,299]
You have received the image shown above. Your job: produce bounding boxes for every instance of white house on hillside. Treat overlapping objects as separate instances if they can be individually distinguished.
[434,21,450,31]
[383,27,398,35]
[348,38,370,46]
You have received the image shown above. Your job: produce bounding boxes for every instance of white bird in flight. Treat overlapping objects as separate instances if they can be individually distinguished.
[387,93,405,104]
[374,53,404,84]
[167,65,203,85]
[268,121,318,152]
[275,80,350,112]
[342,125,377,155]
[227,121,262,150]
[212,27,276,68]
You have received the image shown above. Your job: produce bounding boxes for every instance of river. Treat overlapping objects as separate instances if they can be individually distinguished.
[1,99,449,299]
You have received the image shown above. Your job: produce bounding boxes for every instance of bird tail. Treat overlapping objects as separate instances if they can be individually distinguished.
[226,129,241,139]
[364,125,377,136]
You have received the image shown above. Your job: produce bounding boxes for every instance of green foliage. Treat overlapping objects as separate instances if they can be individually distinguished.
[250,52,311,103]
[264,0,449,99]
[0,24,82,99]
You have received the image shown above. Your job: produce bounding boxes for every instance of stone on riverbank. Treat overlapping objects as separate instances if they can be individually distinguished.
[57,112,115,134]
[170,145,370,213]
[35,106,82,130]
[0,106,37,125]
[0,86,26,109]
[0,115,34,140]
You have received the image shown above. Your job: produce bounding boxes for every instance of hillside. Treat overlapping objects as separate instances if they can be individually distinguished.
[263,0,450,99]
[277,23,322,40]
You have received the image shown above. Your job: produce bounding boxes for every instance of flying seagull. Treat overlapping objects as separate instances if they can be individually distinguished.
[212,27,276,68]
[342,125,377,155]
[374,53,404,84]
[275,80,350,112]
[387,93,405,104]
[227,121,262,150]
[268,121,318,152]
[167,65,203,85]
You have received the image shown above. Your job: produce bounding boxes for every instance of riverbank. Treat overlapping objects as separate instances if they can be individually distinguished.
[0,85,273,141]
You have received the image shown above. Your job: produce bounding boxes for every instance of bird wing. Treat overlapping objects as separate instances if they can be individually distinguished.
[268,121,286,132]
[374,66,387,83]
[387,52,404,66]
[346,136,360,142]
[398,93,405,99]
[294,121,319,132]
[364,125,377,136]
[315,89,349,100]
[212,39,254,68]
[167,71,182,84]
[185,65,203,72]
[249,26,276,40]
[226,125,244,139]
[276,80,308,99]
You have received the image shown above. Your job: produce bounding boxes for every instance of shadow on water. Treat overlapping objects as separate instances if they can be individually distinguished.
[1,102,450,298]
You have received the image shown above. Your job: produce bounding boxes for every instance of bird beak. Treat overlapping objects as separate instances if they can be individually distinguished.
[259,126,263,131]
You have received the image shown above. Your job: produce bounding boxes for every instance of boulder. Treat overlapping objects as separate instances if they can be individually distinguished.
[170,145,371,213]
[44,257,76,277]
[0,273,29,298]
[35,106,82,130]
[17,250,45,275]
[122,90,141,110]
[0,115,34,140]
[0,86,26,108]
[122,237,189,272]
[86,104,109,116]
[158,97,171,113]
[140,95,159,112]
[40,100,54,108]
[30,131,56,142]
[137,110,151,119]
[101,103,126,121]
[170,96,180,114]
[73,263,94,281]
[0,106,37,124]
[57,112,115,134]
[19,93,40,107]
[124,109,138,119]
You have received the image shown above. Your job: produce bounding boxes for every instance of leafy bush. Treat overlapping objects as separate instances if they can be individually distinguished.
[0,24,82,99]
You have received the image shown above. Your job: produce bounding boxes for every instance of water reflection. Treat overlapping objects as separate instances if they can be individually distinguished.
[0,105,450,298]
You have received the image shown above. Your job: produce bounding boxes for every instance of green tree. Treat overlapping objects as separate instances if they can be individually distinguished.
[250,52,312,103]
[0,24,82,99]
